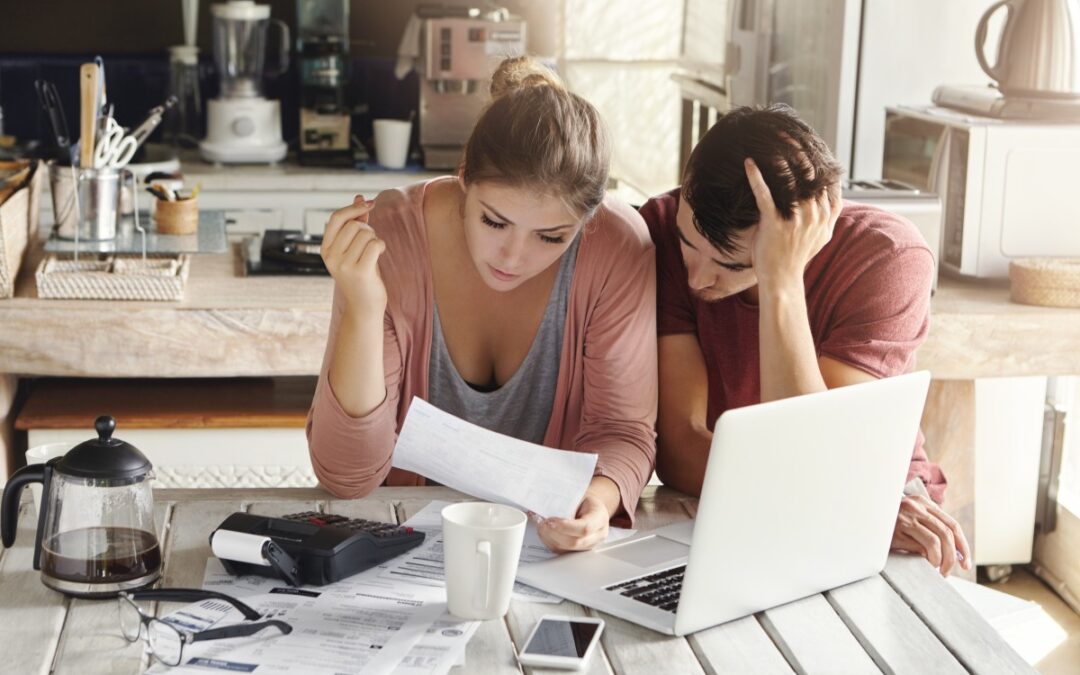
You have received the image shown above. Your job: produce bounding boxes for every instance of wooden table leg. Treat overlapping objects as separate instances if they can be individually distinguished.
[0,374,18,481]
[920,379,977,581]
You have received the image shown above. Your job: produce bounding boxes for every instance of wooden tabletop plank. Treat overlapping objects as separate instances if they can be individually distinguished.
[0,500,70,675]
[826,574,967,674]
[681,500,796,674]
[588,496,706,675]
[455,617,523,675]
[758,594,882,675]
[244,499,320,518]
[157,500,245,620]
[687,617,796,675]
[882,554,1036,674]
[52,502,173,675]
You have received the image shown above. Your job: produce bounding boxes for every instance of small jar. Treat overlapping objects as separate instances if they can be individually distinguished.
[154,198,199,235]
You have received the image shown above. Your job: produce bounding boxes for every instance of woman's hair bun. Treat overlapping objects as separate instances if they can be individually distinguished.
[489,55,564,99]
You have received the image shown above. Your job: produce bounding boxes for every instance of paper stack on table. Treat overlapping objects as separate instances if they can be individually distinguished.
[393,398,598,519]
[195,559,477,675]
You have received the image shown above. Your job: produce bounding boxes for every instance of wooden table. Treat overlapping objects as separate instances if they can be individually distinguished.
[0,486,1034,675]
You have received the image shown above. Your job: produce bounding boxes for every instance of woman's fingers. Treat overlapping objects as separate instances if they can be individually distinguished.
[324,198,374,248]
[327,219,375,261]
[355,237,386,270]
[538,516,607,552]
[338,222,378,262]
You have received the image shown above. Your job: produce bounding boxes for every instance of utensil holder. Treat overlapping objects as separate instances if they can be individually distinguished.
[49,163,122,241]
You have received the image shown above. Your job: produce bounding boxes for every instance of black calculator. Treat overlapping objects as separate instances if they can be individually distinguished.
[211,510,426,586]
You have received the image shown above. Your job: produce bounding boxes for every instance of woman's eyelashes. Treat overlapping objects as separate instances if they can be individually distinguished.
[481,213,565,244]
[719,262,750,272]
[480,213,507,230]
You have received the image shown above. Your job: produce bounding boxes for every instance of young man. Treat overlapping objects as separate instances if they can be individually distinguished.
[641,104,971,576]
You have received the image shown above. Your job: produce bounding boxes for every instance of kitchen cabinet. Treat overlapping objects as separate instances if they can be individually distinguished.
[181,157,440,233]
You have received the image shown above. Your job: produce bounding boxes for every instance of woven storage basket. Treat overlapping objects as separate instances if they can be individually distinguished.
[36,254,190,301]
[1009,258,1080,308]
[0,161,43,298]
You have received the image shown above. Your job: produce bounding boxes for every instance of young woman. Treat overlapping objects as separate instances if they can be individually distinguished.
[307,57,656,552]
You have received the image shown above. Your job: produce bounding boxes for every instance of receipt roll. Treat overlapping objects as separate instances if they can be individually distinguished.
[211,529,272,566]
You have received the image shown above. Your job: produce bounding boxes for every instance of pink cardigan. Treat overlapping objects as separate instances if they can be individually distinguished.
[307,178,658,524]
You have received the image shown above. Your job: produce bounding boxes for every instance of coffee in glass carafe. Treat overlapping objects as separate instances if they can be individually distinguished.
[1,416,161,597]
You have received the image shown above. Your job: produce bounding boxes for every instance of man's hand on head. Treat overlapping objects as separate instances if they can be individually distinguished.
[745,158,841,291]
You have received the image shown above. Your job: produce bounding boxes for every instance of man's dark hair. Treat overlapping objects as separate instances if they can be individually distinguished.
[683,104,843,254]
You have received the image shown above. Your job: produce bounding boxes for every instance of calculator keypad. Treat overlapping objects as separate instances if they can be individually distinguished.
[282,511,415,539]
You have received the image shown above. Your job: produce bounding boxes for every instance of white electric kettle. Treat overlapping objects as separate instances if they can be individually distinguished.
[976,0,1080,99]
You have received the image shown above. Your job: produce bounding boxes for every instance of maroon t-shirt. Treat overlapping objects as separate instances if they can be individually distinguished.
[641,189,947,503]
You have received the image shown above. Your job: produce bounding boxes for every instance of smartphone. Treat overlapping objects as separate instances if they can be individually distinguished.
[517,616,605,670]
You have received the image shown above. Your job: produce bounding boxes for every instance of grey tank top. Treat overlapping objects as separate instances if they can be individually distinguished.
[428,235,580,444]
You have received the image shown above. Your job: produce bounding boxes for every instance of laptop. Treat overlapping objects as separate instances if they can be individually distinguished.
[517,371,932,636]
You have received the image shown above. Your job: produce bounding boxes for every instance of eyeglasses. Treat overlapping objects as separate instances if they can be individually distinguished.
[118,588,292,667]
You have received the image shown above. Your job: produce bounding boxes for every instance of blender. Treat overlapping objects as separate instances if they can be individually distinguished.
[200,0,290,164]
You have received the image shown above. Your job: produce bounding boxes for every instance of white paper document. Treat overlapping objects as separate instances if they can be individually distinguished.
[377,500,635,603]
[194,559,473,675]
[392,397,598,519]
[151,582,444,675]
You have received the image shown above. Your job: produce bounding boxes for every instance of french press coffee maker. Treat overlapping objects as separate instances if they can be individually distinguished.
[1,416,161,597]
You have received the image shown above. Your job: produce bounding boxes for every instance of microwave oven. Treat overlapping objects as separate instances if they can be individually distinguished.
[882,105,1080,278]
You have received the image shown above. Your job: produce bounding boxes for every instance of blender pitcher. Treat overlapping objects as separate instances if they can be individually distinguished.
[1,416,161,597]
[212,0,290,98]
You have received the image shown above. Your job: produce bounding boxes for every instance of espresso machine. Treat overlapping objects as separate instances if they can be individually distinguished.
[418,7,526,169]
[297,0,353,166]
[200,0,290,164]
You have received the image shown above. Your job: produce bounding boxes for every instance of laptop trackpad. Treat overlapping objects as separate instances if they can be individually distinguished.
[599,535,689,569]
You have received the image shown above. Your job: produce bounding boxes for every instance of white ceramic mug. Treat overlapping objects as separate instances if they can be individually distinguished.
[24,442,75,516]
[373,119,412,169]
[442,502,527,620]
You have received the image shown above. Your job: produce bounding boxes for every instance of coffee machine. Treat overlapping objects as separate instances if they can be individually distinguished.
[200,0,290,164]
[297,0,353,166]
[418,7,526,169]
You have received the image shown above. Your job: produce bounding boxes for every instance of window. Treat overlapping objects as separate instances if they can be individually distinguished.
[559,0,685,201]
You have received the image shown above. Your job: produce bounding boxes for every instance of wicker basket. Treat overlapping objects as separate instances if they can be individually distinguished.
[36,254,191,301]
[0,160,44,298]
[1009,258,1080,308]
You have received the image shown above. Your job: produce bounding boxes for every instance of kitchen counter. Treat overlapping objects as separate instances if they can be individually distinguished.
[0,247,1076,379]
[180,154,443,193]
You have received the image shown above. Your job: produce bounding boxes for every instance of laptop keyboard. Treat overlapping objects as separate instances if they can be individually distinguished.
[605,565,686,613]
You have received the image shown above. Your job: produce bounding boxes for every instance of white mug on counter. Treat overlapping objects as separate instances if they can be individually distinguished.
[442,502,526,620]
[373,119,412,169]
